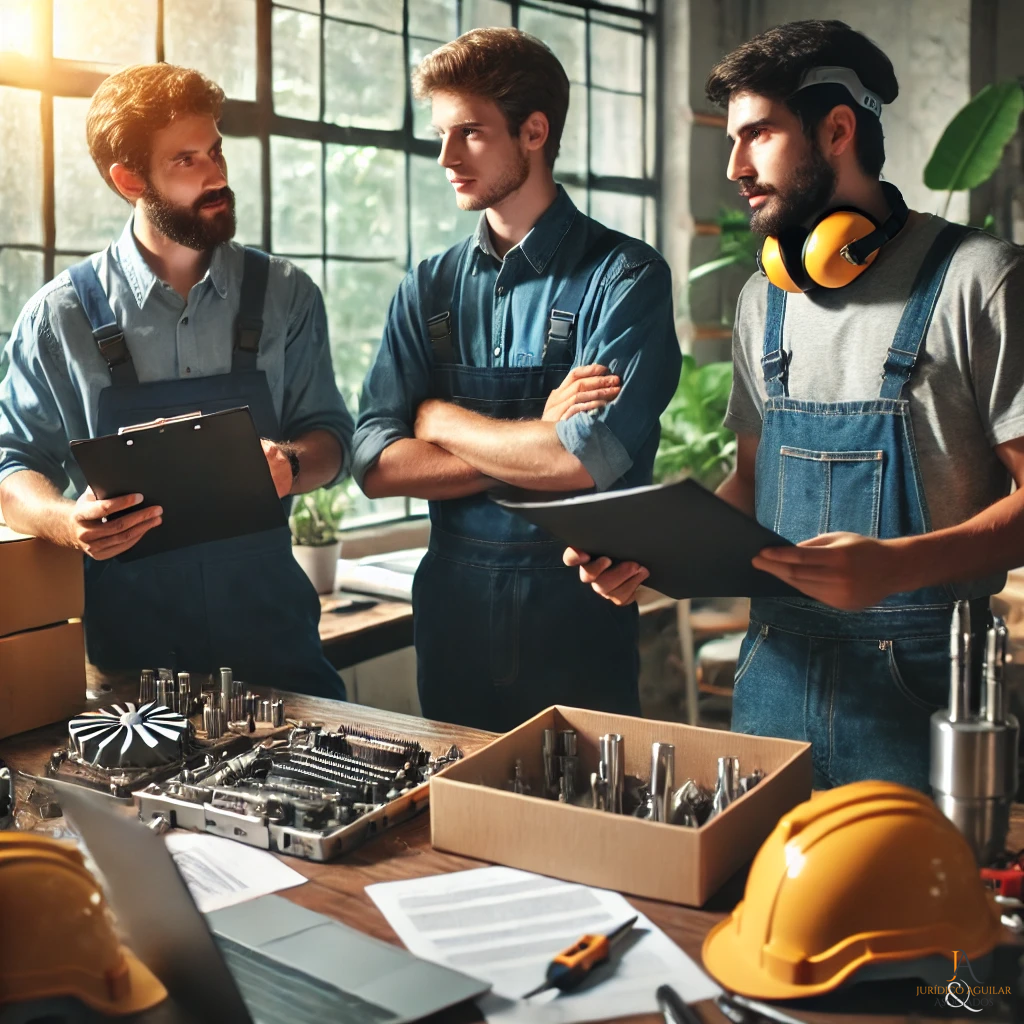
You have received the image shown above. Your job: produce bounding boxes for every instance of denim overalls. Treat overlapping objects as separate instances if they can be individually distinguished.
[67,252,345,698]
[731,224,994,791]
[412,233,642,732]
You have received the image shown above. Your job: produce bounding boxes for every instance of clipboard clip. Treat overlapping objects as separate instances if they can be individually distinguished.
[117,411,203,435]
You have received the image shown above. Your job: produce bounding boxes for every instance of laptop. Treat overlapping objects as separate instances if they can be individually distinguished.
[51,781,490,1024]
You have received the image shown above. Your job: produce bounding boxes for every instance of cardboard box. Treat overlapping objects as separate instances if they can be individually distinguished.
[431,705,812,906]
[0,620,86,739]
[0,526,84,638]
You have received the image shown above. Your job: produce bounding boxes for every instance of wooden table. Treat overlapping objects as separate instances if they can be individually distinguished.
[2,687,1022,1024]
[318,593,414,670]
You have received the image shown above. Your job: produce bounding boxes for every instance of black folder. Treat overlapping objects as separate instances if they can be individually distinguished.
[70,406,286,562]
[495,478,800,600]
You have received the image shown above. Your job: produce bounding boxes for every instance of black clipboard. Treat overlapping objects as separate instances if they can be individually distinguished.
[495,478,800,600]
[70,406,286,561]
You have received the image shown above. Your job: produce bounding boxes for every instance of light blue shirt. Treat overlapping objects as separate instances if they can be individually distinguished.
[353,187,682,492]
[0,217,353,497]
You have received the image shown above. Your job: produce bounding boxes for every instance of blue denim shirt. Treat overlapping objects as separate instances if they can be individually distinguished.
[0,217,353,497]
[352,187,681,492]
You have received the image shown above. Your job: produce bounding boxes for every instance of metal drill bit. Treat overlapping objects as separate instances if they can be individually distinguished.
[949,601,972,722]
[138,669,155,704]
[177,672,191,714]
[982,619,1008,724]
[261,700,271,723]
[220,667,233,716]
[271,700,285,727]
[650,743,675,823]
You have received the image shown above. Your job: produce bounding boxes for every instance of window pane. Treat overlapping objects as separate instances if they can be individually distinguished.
[279,0,319,12]
[54,97,130,251]
[0,248,43,346]
[326,146,406,259]
[591,91,642,177]
[323,259,405,411]
[645,30,656,179]
[410,155,477,264]
[591,24,642,93]
[461,0,511,30]
[409,0,456,41]
[325,0,402,32]
[52,253,80,279]
[410,37,440,140]
[589,191,643,238]
[165,0,257,101]
[644,196,657,246]
[288,256,323,289]
[53,0,157,65]
[222,135,262,247]
[324,20,404,130]
[0,87,42,245]
[518,7,584,83]
[271,136,322,254]
[557,89,587,175]
[558,181,587,213]
[273,7,320,120]
[0,1,37,57]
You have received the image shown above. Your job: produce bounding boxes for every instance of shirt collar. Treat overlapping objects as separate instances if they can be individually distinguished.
[472,185,579,274]
[113,214,232,307]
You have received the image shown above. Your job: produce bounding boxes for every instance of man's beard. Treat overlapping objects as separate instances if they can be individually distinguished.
[743,143,837,237]
[455,148,530,212]
[141,183,237,251]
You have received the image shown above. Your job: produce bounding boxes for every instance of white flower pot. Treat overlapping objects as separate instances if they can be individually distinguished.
[292,540,342,594]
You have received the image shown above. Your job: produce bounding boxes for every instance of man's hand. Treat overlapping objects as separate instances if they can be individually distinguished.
[542,364,621,422]
[563,546,649,606]
[69,488,163,560]
[752,532,904,610]
[261,439,294,499]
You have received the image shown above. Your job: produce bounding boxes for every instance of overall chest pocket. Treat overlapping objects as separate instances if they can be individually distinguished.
[775,446,883,542]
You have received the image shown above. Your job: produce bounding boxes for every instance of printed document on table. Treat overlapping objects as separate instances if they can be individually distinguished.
[366,865,720,1024]
[165,831,307,913]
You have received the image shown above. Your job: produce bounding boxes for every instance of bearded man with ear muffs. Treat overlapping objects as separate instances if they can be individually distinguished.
[567,20,1024,792]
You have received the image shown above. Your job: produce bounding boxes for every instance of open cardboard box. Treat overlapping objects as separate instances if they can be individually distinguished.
[431,705,812,906]
[0,526,85,638]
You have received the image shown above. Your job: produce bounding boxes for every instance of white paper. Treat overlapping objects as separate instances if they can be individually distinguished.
[164,831,307,913]
[335,547,426,601]
[366,866,720,1024]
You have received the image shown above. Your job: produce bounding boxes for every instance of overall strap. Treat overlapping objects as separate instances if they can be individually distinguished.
[425,237,473,364]
[760,283,789,398]
[879,224,970,400]
[67,259,139,387]
[542,228,625,365]
[233,246,270,371]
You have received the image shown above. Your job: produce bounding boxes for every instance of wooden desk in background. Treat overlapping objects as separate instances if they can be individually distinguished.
[2,683,1021,1024]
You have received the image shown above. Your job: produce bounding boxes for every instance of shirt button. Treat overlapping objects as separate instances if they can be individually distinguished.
[185,366,191,374]
[180,316,188,325]
[493,347,501,357]
[496,286,505,296]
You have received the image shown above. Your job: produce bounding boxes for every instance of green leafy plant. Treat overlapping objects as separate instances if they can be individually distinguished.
[654,355,737,489]
[688,207,759,283]
[924,80,1024,218]
[289,483,349,547]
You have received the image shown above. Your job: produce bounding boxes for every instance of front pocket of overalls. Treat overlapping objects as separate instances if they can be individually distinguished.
[776,447,883,542]
[490,570,520,686]
[886,636,949,711]
[734,623,769,687]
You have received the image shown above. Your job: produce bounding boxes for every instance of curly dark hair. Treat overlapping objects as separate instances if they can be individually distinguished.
[705,20,898,177]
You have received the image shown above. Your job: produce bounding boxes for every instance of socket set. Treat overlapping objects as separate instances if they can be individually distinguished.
[46,666,290,800]
[507,727,764,827]
[135,721,463,861]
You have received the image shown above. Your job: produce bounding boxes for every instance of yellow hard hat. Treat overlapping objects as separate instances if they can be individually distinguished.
[702,781,1003,999]
[0,833,166,1015]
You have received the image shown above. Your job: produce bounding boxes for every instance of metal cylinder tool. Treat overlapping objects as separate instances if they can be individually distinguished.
[650,743,675,822]
[930,604,1019,865]
[599,733,624,814]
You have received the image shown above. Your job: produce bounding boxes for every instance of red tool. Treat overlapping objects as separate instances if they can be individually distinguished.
[981,850,1024,898]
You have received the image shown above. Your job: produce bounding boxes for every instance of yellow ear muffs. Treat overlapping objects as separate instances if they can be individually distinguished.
[802,209,880,288]
[758,231,809,293]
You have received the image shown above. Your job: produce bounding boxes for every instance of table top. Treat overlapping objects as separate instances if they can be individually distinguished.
[2,685,1021,1024]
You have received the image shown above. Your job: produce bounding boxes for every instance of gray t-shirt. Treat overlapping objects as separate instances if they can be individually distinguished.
[725,212,1024,532]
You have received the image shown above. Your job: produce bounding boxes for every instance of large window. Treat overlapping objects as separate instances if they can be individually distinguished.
[0,0,659,525]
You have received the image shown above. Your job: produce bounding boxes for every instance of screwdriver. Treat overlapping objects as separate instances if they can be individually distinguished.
[522,915,638,999]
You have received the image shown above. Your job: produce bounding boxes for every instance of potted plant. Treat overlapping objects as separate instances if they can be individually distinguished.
[289,483,349,594]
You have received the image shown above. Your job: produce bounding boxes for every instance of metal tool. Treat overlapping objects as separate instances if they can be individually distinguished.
[219,666,233,715]
[271,700,285,727]
[507,759,530,795]
[931,605,1019,864]
[590,771,605,811]
[177,672,191,715]
[656,983,703,1024]
[739,769,765,795]
[650,743,675,823]
[0,758,13,828]
[717,993,807,1024]
[708,755,740,822]
[522,915,638,998]
[138,669,155,705]
[671,778,711,827]
[599,733,624,814]
[542,728,559,798]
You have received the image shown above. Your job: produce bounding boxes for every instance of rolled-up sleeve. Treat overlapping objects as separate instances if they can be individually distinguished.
[555,256,681,491]
[351,269,434,489]
[279,269,355,485]
[0,298,77,493]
